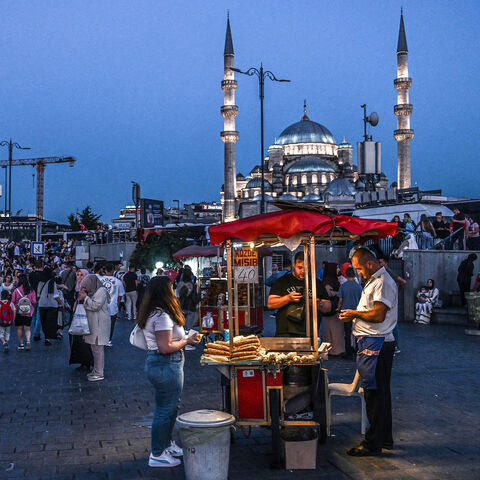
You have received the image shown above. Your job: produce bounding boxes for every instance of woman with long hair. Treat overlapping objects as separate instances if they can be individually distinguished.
[12,274,37,351]
[320,262,345,356]
[69,269,93,371]
[138,276,200,468]
[417,214,436,250]
[2,274,14,297]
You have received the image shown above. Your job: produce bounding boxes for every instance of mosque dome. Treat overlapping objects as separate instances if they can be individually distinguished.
[302,193,322,202]
[287,157,336,174]
[324,178,356,196]
[277,104,336,145]
[279,193,298,201]
[251,194,274,202]
[245,178,272,191]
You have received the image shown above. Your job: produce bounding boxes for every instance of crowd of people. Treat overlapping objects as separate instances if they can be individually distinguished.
[390,208,478,251]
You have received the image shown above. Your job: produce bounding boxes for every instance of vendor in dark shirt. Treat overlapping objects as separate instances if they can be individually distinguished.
[432,212,450,240]
[267,252,331,337]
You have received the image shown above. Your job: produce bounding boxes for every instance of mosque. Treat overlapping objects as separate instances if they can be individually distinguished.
[220,11,412,220]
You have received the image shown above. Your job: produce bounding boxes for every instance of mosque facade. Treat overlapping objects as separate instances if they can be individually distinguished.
[221,11,411,217]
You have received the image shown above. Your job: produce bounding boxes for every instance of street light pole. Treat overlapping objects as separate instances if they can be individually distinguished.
[230,65,290,213]
[0,139,30,239]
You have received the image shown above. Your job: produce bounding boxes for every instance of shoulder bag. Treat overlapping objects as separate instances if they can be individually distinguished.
[130,324,148,350]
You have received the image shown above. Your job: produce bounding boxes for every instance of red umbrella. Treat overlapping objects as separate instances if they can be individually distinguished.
[209,209,396,245]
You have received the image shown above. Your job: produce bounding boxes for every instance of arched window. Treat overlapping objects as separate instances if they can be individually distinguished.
[301,174,307,185]
[312,173,318,184]
[292,176,297,186]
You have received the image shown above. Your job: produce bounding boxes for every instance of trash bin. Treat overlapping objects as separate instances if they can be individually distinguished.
[177,409,235,480]
[465,292,480,324]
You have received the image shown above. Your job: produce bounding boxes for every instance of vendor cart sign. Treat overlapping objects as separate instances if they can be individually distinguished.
[234,248,258,283]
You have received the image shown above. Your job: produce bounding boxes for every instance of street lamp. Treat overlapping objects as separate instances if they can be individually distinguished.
[131,181,140,230]
[173,200,180,223]
[0,139,31,239]
[230,65,290,213]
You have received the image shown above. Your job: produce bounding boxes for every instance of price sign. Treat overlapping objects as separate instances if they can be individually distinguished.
[234,248,258,283]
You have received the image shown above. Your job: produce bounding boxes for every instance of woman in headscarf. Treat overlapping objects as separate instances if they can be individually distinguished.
[69,269,94,371]
[78,274,110,381]
[37,267,67,346]
[320,262,345,356]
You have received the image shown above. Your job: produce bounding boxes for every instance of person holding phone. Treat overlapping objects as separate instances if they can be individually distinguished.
[268,252,331,337]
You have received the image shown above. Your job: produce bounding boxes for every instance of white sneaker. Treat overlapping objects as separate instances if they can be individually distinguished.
[148,451,181,468]
[165,440,183,457]
[185,345,196,351]
[87,374,104,382]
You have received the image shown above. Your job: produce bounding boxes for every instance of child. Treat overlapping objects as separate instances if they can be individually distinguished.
[417,286,429,303]
[0,289,16,353]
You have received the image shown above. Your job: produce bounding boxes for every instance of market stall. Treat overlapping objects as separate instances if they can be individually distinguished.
[201,203,396,466]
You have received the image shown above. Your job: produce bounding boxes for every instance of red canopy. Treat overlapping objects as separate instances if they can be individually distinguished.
[173,245,221,259]
[209,209,396,245]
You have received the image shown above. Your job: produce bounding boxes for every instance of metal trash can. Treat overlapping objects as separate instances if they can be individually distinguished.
[177,409,235,480]
[465,292,480,324]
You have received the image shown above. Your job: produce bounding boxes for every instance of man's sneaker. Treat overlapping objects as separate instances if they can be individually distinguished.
[18,344,25,351]
[87,374,104,382]
[394,347,401,354]
[165,440,183,457]
[3,343,9,353]
[25,342,31,351]
[106,341,112,347]
[148,451,181,468]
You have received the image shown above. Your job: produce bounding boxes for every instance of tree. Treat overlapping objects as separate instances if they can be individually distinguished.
[68,206,101,230]
[130,228,190,270]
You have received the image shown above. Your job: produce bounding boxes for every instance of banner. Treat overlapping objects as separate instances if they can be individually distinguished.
[140,199,164,228]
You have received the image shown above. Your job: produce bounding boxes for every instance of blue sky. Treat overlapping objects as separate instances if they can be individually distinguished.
[1,0,479,223]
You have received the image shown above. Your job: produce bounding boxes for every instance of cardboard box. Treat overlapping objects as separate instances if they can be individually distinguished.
[281,427,317,470]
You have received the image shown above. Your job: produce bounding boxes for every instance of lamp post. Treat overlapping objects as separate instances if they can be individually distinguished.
[0,139,31,239]
[131,181,140,231]
[230,65,290,213]
[173,199,180,223]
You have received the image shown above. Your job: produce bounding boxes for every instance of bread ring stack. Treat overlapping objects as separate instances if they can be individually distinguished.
[203,341,230,362]
[231,335,261,362]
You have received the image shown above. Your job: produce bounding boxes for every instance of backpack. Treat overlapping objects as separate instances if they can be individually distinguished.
[16,289,33,316]
[0,301,14,327]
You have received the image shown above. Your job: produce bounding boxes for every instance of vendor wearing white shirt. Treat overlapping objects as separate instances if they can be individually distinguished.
[339,248,397,457]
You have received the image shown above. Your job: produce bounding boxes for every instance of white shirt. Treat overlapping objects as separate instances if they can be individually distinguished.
[353,266,397,342]
[143,310,186,351]
[99,275,125,316]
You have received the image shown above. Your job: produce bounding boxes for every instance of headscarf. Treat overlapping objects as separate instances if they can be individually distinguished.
[76,269,89,293]
[80,274,103,297]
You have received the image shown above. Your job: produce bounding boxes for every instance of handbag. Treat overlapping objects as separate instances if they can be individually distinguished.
[68,303,90,336]
[286,303,305,323]
[130,324,148,350]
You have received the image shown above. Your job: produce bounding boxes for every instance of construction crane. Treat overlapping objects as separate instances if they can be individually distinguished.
[0,156,75,219]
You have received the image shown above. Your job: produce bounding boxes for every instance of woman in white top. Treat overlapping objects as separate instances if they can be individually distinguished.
[2,274,14,296]
[137,276,200,468]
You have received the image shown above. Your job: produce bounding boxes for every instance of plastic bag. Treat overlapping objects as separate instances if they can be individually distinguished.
[202,312,214,329]
[68,303,90,336]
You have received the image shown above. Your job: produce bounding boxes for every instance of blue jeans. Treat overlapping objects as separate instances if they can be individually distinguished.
[31,305,42,337]
[145,350,184,455]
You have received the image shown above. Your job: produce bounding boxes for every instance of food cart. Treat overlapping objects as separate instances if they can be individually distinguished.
[201,203,396,465]
[173,245,270,337]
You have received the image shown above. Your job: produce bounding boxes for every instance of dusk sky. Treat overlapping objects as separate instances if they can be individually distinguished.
[1,0,479,223]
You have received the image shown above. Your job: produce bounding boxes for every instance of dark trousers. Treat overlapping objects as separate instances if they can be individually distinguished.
[344,321,354,356]
[458,281,470,306]
[110,315,117,341]
[450,230,464,250]
[363,341,395,451]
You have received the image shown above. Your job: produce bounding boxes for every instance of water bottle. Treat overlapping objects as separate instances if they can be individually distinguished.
[224,329,229,342]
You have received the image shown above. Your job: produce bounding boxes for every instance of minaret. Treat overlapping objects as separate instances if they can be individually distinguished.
[221,15,239,221]
[394,8,414,189]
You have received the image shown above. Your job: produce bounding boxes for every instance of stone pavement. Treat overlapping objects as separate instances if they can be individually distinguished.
[1,315,480,480]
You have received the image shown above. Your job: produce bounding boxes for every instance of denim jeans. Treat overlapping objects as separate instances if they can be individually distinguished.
[31,305,42,337]
[145,350,184,455]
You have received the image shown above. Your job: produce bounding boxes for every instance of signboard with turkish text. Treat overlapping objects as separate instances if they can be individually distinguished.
[234,248,258,283]
[31,241,45,256]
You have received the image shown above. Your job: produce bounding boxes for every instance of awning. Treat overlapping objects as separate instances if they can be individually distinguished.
[209,209,396,245]
[173,245,221,259]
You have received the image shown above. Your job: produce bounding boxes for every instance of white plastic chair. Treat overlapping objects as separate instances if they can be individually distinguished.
[327,370,368,435]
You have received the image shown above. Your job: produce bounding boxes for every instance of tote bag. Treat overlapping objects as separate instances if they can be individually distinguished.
[130,324,148,350]
[68,303,90,336]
